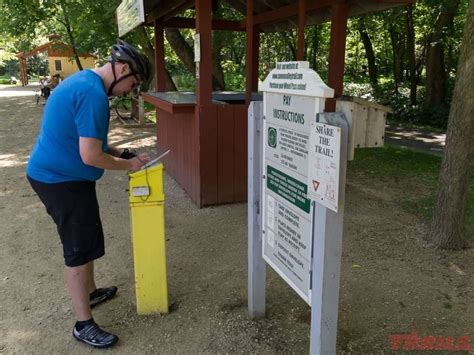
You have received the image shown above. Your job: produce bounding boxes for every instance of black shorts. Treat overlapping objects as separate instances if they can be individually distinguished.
[27,176,105,267]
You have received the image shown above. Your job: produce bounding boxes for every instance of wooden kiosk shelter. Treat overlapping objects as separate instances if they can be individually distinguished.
[142,0,413,207]
[16,35,63,86]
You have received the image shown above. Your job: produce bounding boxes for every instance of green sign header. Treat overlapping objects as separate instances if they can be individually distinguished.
[267,165,310,213]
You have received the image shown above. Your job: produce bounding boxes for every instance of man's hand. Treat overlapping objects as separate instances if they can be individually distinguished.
[80,137,150,171]
[119,148,137,160]
[128,153,151,171]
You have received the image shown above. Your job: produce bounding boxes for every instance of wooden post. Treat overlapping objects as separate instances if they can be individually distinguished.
[245,0,255,107]
[251,28,260,93]
[326,3,349,112]
[20,57,28,86]
[154,21,166,92]
[138,96,145,125]
[297,0,307,61]
[195,0,213,106]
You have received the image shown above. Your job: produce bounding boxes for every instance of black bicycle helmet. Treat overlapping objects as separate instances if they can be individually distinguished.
[107,40,151,95]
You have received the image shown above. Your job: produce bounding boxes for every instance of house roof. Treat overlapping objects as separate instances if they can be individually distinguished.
[17,40,96,59]
[144,0,414,32]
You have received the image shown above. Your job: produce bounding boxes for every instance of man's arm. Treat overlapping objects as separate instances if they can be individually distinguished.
[79,137,149,171]
[107,146,123,158]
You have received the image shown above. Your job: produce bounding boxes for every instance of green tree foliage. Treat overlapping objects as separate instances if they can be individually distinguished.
[0,0,119,69]
[340,0,469,128]
[0,0,468,127]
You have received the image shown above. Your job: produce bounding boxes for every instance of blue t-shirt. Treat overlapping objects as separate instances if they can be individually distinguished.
[27,70,110,183]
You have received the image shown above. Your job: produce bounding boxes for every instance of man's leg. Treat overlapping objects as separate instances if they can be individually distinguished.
[87,261,118,308]
[28,178,118,348]
[65,262,93,321]
[87,261,97,294]
[67,261,118,348]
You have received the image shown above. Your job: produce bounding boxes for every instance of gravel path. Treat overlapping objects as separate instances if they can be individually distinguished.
[1,84,471,354]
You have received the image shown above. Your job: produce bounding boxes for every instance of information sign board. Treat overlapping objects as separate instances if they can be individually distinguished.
[117,0,145,37]
[259,62,333,304]
[307,122,341,212]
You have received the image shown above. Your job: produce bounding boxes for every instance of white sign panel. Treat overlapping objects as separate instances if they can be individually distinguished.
[117,0,145,37]
[259,61,333,305]
[264,192,312,301]
[308,122,342,212]
[265,93,314,177]
[194,34,201,62]
[261,61,334,97]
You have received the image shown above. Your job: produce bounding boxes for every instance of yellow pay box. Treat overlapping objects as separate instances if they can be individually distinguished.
[128,161,168,315]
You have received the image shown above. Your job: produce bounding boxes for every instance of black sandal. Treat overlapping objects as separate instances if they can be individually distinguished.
[90,286,118,308]
[73,321,118,348]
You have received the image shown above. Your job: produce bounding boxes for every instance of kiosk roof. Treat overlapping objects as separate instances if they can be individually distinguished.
[144,0,414,32]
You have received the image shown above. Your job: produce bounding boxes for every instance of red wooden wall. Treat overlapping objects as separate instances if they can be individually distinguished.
[156,107,200,204]
[156,103,247,207]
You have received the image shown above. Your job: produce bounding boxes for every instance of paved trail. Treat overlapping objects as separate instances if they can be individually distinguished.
[385,123,446,156]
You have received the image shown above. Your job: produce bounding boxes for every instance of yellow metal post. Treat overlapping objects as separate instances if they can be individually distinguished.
[128,163,169,314]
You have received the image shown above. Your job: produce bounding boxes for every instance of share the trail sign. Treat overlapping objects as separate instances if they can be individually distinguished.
[308,122,342,212]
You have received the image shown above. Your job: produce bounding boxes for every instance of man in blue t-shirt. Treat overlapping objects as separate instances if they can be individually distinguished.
[27,40,151,348]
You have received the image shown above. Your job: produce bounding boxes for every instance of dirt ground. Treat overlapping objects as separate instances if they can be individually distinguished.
[0,84,472,354]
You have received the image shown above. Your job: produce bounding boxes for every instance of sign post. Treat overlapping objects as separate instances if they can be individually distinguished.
[309,112,349,354]
[248,101,266,319]
[248,61,349,354]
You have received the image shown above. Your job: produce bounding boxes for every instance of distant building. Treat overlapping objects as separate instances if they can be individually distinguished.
[47,42,96,78]
[16,35,96,86]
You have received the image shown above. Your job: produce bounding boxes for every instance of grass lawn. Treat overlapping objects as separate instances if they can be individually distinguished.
[348,145,474,239]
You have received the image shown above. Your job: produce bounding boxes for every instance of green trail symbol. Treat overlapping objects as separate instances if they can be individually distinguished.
[268,127,277,148]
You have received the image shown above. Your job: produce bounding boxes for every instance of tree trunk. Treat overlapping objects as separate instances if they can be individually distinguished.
[134,27,177,91]
[212,33,226,90]
[281,31,297,61]
[425,0,460,107]
[165,28,196,73]
[230,38,244,66]
[309,25,319,71]
[388,22,404,94]
[405,4,417,105]
[415,43,426,90]
[358,17,378,89]
[427,1,474,250]
[58,0,83,71]
[163,69,178,91]
[165,28,225,90]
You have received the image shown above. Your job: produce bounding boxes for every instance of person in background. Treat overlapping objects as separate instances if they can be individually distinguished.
[26,40,151,349]
[48,73,61,88]
[44,74,61,100]
[39,76,48,98]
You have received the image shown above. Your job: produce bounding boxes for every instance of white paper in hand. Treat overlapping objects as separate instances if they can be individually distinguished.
[140,149,171,170]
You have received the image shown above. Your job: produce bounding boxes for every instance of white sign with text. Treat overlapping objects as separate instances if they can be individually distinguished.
[308,122,342,212]
[259,61,334,304]
[117,0,145,37]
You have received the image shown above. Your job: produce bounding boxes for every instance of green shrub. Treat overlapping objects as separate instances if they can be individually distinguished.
[224,72,245,91]
[173,74,195,91]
